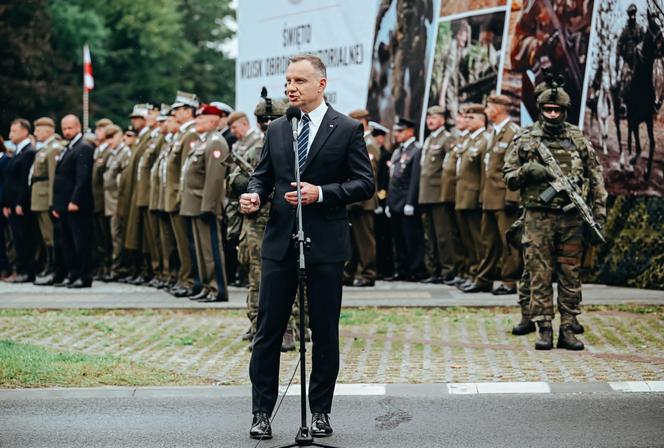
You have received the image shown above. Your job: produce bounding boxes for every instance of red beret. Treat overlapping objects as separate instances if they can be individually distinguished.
[198,104,224,117]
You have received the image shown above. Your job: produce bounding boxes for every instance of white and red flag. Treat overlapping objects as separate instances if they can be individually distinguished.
[83,44,94,92]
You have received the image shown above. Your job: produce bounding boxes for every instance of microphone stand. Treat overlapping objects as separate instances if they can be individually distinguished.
[273,114,340,448]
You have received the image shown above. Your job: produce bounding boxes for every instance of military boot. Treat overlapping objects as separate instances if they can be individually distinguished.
[557,326,584,350]
[512,316,536,336]
[34,247,56,286]
[535,321,553,350]
[570,316,585,334]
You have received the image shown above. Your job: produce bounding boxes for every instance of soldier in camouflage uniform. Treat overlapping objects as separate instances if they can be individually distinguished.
[616,3,645,109]
[31,117,65,285]
[503,83,607,350]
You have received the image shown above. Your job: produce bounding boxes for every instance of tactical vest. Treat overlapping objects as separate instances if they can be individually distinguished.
[518,124,588,210]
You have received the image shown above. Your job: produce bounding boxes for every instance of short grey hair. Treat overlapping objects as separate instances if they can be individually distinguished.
[289,54,327,78]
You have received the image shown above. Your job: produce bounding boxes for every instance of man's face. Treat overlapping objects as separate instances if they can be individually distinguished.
[230,118,250,140]
[108,132,123,149]
[374,134,386,146]
[123,132,136,146]
[61,117,80,140]
[130,117,146,131]
[9,123,29,144]
[159,120,169,133]
[146,109,159,127]
[455,114,467,131]
[173,107,193,125]
[542,103,562,120]
[195,114,220,133]
[95,126,107,143]
[34,125,53,143]
[167,117,179,133]
[465,113,485,131]
[285,60,326,112]
[426,113,445,131]
[394,128,414,143]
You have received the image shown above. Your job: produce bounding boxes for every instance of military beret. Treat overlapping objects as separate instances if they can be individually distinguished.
[486,94,511,106]
[464,104,486,115]
[34,117,55,128]
[198,104,225,117]
[426,105,445,116]
[172,91,200,109]
[227,111,248,125]
[393,116,416,130]
[129,104,149,119]
[95,118,114,128]
[349,108,370,120]
[210,101,234,116]
[369,121,389,135]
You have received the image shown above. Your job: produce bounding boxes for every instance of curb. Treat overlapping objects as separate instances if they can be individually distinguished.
[1,381,663,400]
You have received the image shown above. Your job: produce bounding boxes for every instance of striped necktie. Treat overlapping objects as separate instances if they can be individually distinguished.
[297,113,311,170]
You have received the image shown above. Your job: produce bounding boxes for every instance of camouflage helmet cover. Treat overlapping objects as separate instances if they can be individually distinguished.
[254,87,288,119]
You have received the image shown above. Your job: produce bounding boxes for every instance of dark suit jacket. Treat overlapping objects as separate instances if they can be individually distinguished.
[2,143,36,210]
[247,105,374,264]
[53,136,94,212]
[387,140,421,213]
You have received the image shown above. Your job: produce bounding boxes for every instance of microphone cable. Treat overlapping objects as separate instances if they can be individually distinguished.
[253,356,302,448]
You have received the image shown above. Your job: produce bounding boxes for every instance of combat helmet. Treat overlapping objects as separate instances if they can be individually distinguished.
[536,72,571,109]
[254,87,288,124]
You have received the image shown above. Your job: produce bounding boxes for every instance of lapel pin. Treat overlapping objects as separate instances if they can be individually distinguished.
[329,124,334,128]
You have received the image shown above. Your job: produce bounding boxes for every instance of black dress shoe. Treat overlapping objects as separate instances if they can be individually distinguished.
[249,412,272,440]
[342,277,355,286]
[410,273,429,282]
[117,275,134,284]
[512,317,536,336]
[34,273,56,286]
[188,289,210,301]
[461,282,492,293]
[147,278,161,288]
[311,412,333,437]
[491,284,517,295]
[443,275,462,286]
[173,287,194,298]
[129,275,148,285]
[54,278,72,287]
[68,278,92,288]
[353,278,375,287]
[419,276,441,284]
[200,293,228,303]
[384,273,410,282]
[12,274,33,283]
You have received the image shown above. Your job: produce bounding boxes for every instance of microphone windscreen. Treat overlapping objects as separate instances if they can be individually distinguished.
[286,106,301,122]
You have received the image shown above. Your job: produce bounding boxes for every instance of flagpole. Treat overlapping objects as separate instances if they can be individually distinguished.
[83,43,93,131]
[83,87,89,131]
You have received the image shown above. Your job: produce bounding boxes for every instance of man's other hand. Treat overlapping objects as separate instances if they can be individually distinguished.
[285,182,319,206]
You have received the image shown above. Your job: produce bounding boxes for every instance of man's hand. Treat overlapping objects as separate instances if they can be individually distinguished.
[403,204,415,216]
[52,210,60,219]
[68,202,79,212]
[240,192,260,214]
[522,161,551,183]
[2,207,10,218]
[15,205,24,216]
[285,182,319,206]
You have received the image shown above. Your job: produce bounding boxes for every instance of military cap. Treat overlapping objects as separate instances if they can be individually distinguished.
[198,104,225,117]
[464,103,486,115]
[124,125,137,135]
[129,104,149,119]
[227,111,248,126]
[369,121,389,135]
[95,118,114,128]
[171,91,200,109]
[104,124,122,138]
[210,101,234,116]
[627,3,637,15]
[392,116,416,130]
[486,94,511,106]
[426,105,445,116]
[349,108,370,120]
[145,102,160,111]
[34,117,55,128]
[157,104,171,122]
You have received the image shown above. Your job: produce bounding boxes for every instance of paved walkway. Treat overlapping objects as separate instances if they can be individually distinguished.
[1,281,663,308]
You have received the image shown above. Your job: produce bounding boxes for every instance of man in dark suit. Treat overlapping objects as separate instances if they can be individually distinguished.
[2,118,37,282]
[240,54,374,440]
[51,115,95,288]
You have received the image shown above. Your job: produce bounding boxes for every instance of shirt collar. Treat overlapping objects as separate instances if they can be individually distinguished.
[68,133,82,148]
[181,120,196,132]
[44,135,57,146]
[303,101,328,127]
[431,127,445,138]
[16,138,31,154]
[138,126,150,137]
[470,127,486,139]
[460,129,469,137]
[492,117,511,135]
[403,136,416,148]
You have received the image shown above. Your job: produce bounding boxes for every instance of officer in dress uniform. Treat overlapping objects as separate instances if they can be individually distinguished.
[91,118,114,281]
[180,104,230,302]
[369,121,394,280]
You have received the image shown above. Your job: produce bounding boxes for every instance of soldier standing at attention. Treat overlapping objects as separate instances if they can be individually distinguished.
[103,124,132,282]
[440,110,468,286]
[180,104,229,302]
[369,121,394,280]
[165,91,201,298]
[463,95,522,294]
[503,82,607,350]
[455,104,489,291]
[417,106,455,284]
[343,109,379,287]
[91,118,114,281]
[31,117,64,286]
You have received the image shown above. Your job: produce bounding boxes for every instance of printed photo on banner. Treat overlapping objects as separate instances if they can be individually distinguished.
[500,0,595,126]
[440,0,507,17]
[366,0,439,129]
[583,0,664,195]
[427,9,508,127]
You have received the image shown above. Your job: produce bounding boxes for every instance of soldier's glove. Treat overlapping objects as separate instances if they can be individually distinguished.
[522,161,551,183]
[385,206,391,218]
[403,204,415,216]
[374,206,384,215]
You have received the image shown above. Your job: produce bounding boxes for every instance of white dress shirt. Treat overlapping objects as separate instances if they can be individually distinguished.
[297,100,329,202]
[15,138,31,156]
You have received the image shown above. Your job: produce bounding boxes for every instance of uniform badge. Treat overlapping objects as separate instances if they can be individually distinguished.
[213,150,221,159]
[369,153,374,161]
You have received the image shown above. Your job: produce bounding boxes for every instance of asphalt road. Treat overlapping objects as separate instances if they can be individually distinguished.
[2,392,663,448]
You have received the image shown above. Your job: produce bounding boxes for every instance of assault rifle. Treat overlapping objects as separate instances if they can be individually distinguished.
[221,149,254,177]
[536,142,605,244]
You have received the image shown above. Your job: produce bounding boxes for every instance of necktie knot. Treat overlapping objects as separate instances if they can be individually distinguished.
[302,113,310,123]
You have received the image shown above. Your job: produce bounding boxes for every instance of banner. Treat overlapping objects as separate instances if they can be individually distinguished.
[235,0,379,121]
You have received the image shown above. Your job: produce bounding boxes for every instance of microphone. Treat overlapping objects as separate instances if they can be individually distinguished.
[286,106,301,140]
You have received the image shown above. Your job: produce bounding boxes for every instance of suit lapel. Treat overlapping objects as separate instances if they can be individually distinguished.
[302,107,338,173]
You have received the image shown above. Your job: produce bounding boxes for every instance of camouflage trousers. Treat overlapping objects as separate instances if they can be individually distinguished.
[522,209,584,325]
[240,208,302,334]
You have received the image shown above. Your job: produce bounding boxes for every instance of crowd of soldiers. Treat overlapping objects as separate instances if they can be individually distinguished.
[1,76,607,351]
